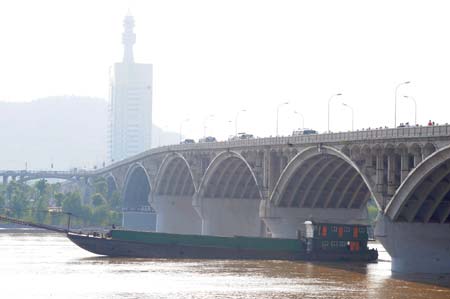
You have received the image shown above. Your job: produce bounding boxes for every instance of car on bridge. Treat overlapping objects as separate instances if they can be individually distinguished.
[228,132,255,141]
[292,129,318,136]
[181,139,195,144]
[199,136,217,143]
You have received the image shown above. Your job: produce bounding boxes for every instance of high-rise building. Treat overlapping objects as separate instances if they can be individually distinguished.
[107,14,152,163]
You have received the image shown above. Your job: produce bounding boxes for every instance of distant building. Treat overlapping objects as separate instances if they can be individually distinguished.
[107,14,152,163]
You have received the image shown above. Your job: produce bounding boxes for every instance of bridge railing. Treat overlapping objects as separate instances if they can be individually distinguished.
[5,125,448,176]
[90,124,450,174]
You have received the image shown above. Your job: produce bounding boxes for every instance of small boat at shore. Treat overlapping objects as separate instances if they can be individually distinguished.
[67,222,378,262]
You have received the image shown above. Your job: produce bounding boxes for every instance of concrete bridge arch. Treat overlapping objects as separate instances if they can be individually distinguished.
[194,150,264,237]
[385,144,450,223]
[261,145,378,238]
[150,152,201,234]
[270,145,380,209]
[121,162,156,230]
[373,144,450,273]
[105,174,119,199]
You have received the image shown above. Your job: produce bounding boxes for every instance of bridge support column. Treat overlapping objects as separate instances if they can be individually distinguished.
[375,213,450,273]
[260,200,369,239]
[2,176,7,185]
[151,195,201,234]
[387,153,398,196]
[122,211,156,231]
[414,152,423,167]
[376,154,385,193]
[194,197,262,237]
[400,152,409,183]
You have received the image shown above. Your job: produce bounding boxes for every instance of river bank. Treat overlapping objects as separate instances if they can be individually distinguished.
[0,223,110,233]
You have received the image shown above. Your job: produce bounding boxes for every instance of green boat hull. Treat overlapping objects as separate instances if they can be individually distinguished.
[67,230,378,262]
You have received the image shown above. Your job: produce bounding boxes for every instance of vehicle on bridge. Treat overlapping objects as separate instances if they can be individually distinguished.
[67,221,378,262]
[228,132,254,141]
[292,129,318,136]
[181,139,195,144]
[199,136,217,143]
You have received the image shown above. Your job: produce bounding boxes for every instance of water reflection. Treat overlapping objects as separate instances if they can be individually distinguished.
[1,232,449,299]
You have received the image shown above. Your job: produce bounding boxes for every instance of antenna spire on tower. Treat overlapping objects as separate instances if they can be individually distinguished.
[122,14,136,64]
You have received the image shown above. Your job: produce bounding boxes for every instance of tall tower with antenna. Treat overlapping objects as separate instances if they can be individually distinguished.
[122,14,136,63]
[108,14,153,163]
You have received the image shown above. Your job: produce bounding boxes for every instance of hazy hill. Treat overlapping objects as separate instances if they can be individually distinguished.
[0,96,179,170]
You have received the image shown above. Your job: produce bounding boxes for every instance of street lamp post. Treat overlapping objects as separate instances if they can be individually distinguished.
[179,118,190,143]
[328,93,342,133]
[235,109,246,136]
[403,95,417,125]
[342,103,354,131]
[394,81,411,128]
[294,110,304,129]
[203,114,215,138]
[276,102,289,136]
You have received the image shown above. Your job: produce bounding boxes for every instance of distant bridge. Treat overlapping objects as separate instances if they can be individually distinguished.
[3,125,450,273]
[0,170,91,184]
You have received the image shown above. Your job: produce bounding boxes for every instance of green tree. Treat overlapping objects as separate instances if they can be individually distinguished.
[6,181,32,218]
[109,191,122,211]
[0,194,5,210]
[54,192,65,207]
[367,198,379,225]
[34,179,48,198]
[92,177,108,199]
[62,192,83,215]
[9,193,29,218]
[109,211,122,227]
[92,205,109,226]
[91,193,106,207]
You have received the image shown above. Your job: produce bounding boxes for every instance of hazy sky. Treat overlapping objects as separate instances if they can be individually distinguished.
[1,0,450,141]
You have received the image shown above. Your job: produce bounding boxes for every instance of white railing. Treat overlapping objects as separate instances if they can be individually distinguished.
[3,124,449,176]
[98,124,450,173]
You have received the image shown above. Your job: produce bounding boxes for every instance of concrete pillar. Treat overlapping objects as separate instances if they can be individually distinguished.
[400,152,410,183]
[151,195,201,234]
[195,197,262,237]
[2,175,7,185]
[260,200,369,238]
[264,149,279,194]
[364,155,375,177]
[122,211,156,231]
[279,155,288,174]
[269,152,280,193]
[414,152,423,167]
[375,213,450,274]
[387,154,397,196]
[376,154,384,194]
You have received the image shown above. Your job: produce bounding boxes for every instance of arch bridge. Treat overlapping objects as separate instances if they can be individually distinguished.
[48,125,450,273]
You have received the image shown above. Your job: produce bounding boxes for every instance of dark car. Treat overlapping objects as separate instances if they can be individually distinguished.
[292,129,318,136]
[181,139,195,144]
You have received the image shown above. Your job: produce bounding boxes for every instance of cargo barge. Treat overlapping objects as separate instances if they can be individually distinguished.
[67,222,378,262]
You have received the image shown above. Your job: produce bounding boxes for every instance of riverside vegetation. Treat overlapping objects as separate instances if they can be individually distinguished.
[0,177,122,228]
[0,178,380,230]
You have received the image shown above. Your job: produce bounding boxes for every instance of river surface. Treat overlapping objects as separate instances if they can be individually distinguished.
[1,232,450,299]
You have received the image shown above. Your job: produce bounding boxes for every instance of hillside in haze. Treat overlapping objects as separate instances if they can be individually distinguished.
[0,96,179,170]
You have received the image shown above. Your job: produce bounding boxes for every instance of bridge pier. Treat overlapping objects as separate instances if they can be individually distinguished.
[194,197,262,237]
[151,195,202,234]
[260,200,369,238]
[375,213,450,274]
[2,175,7,185]
[122,210,156,231]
